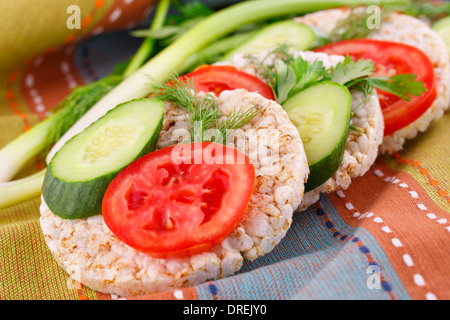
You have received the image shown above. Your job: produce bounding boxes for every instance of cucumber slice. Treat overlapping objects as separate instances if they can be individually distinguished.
[433,16,450,54]
[282,82,351,192]
[42,98,164,219]
[222,20,315,61]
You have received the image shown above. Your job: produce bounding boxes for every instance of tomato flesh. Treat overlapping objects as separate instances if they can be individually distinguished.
[102,142,255,259]
[182,65,275,100]
[315,39,436,136]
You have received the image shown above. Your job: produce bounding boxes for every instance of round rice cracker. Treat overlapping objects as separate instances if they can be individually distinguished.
[225,50,384,211]
[39,89,309,297]
[295,8,450,154]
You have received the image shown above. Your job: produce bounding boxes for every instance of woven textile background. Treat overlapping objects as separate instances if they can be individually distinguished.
[0,0,449,300]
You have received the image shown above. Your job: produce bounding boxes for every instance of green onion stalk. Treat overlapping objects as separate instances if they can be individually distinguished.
[0,0,409,209]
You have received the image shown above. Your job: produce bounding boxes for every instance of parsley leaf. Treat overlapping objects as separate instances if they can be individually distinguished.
[330,56,375,85]
[215,106,260,143]
[330,56,426,102]
[291,57,330,90]
[250,46,427,106]
[273,60,297,104]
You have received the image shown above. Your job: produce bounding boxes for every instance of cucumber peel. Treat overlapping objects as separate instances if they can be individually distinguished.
[282,81,352,192]
[42,98,164,219]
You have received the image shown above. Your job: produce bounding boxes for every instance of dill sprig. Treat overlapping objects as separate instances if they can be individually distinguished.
[329,2,450,43]
[216,106,260,143]
[149,76,259,144]
[347,76,376,109]
[329,6,377,42]
[149,76,219,142]
[349,124,363,133]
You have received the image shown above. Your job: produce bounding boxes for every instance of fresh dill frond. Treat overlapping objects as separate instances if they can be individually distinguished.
[190,94,220,142]
[348,77,375,109]
[149,76,219,142]
[391,0,450,22]
[149,76,260,144]
[329,56,375,86]
[149,75,198,113]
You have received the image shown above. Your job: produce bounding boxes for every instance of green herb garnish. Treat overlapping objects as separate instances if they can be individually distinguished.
[392,0,450,22]
[329,6,378,42]
[216,106,260,143]
[273,56,329,104]
[149,76,259,144]
[329,56,375,85]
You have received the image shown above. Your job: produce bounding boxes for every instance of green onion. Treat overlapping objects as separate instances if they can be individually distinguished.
[0,169,46,208]
[122,0,171,78]
[0,75,121,183]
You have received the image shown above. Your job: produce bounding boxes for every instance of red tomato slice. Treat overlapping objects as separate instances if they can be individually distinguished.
[315,39,436,136]
[182,65,275,100]
[102,142,255,259]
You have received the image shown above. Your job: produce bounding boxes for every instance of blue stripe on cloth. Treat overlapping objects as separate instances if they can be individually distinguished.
[195,195,411,300]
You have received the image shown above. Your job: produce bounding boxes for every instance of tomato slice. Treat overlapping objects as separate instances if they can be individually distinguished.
[102,142,255,259]
[315,39,436,136]
[182,65,275,100]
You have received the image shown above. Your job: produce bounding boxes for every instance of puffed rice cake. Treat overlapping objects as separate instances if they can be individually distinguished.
[40,89,309,297]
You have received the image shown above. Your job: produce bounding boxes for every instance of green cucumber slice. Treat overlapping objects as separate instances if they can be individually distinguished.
[222,20,315,61]
[42,98,164,219]
[433,16,450,54]
[282,81,351,192]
